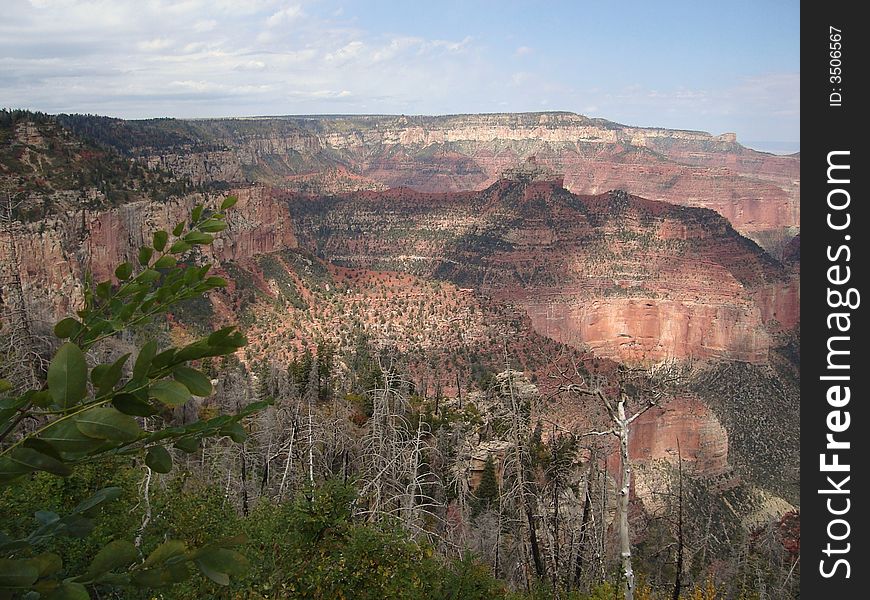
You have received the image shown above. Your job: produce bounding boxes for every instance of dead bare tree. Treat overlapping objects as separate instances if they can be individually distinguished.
[672,437,684,600]
[0,193,48,394]
[499,342,547,586]
[555,360,683,600]
[357,354,442,536]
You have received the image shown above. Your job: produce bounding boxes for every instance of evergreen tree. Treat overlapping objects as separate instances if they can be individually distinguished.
[473,454,499,516]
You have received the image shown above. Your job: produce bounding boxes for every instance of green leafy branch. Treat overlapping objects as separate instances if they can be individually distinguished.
[0,196,271,599]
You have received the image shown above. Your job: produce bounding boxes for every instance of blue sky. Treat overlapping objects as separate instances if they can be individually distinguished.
[1,0,799,150]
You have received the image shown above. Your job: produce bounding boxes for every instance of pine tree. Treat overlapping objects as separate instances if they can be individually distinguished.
[473,454,499,516]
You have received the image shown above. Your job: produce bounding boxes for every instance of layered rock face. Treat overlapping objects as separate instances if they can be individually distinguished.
[284,178,798,363]
[628,396,729,475]
[2,116,800,518]
[60,112,800,248]
[4,172,797,365]
[2,186,296,318]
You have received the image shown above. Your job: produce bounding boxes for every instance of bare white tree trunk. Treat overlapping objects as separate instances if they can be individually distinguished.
[134,466,153,549]
[616,398,635,600]
[277,426,296,501]
[0,193,46,394]
[307,399,315,485]
[557,362,680,599]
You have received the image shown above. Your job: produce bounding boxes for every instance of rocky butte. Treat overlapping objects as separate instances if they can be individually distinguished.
[283,160,798,364]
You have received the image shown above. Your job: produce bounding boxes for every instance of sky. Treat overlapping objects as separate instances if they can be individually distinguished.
[1,0,800,151]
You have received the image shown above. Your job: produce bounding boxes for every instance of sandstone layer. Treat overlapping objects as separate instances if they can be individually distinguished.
[283,178,798,363]
[58,112,800,248]
[1,186,295,318]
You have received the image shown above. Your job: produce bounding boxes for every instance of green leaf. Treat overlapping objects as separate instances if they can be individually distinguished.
[85,540,137,579]
[153,255,177,269]
[90,364,109,386]
[199,220,227,233]
[191,205,204,222]
[114,262,133,281]
[29,390,53,408]
[76,407,141,442]
[1,394,29,432]
[220,422,247,444]
[41,419,105,456]
[183,266,201,285]
[134,560,191,587]
[204,276,227,288]
[174,342,211,363]
[169,240,191,254]
[153,230,168,252]
[0,457,31,482]
[27,552,63,577]
[149,380,191,407]
[4,447,71,477]
[92,572,131,586]
[138,245,154,266]
[202,416,232,431]
[94,353,130,397]
[220,195,238,210]
[195,548,248,586]
[160,561,191,584]
[0,558,40,588]
[172,222,185,236]
[96,280,112,299]
[137,269,161,284]
[47,343,88,409]
[173,366,212,397]
[133,341,157,380]
[236,399,274,418]
[117,301,138,322]
[173,437,200,453]
[53,318,82,339]
[145,446,172,473]
[72,487,122,514]
[207,326,236,345]
[151,348,178,370]
[22,438,63,461]
[35,510,60,525]
[196,562,229,586]
[144,540,187,568]
[61,516,96,539]
[112,394,157,417]
[44,580,89,600]
[184,232,213,244]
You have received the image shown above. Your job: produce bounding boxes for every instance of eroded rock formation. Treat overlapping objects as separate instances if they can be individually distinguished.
[57,112,800,249]
[284,178,798,363]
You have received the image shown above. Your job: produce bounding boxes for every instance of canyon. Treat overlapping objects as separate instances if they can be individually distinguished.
[1,111,800,540]
[58,112,800,255]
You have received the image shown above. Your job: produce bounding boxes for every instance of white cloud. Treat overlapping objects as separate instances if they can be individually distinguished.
[0,0,487,118]
[192,19,217,32]
[427,36,471,53]
[182,42,207,54]
[138,37,173,51]
[326,40,365,62]
[0,0,798,145]
[266,4,302,27]
[235,60,267,71]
